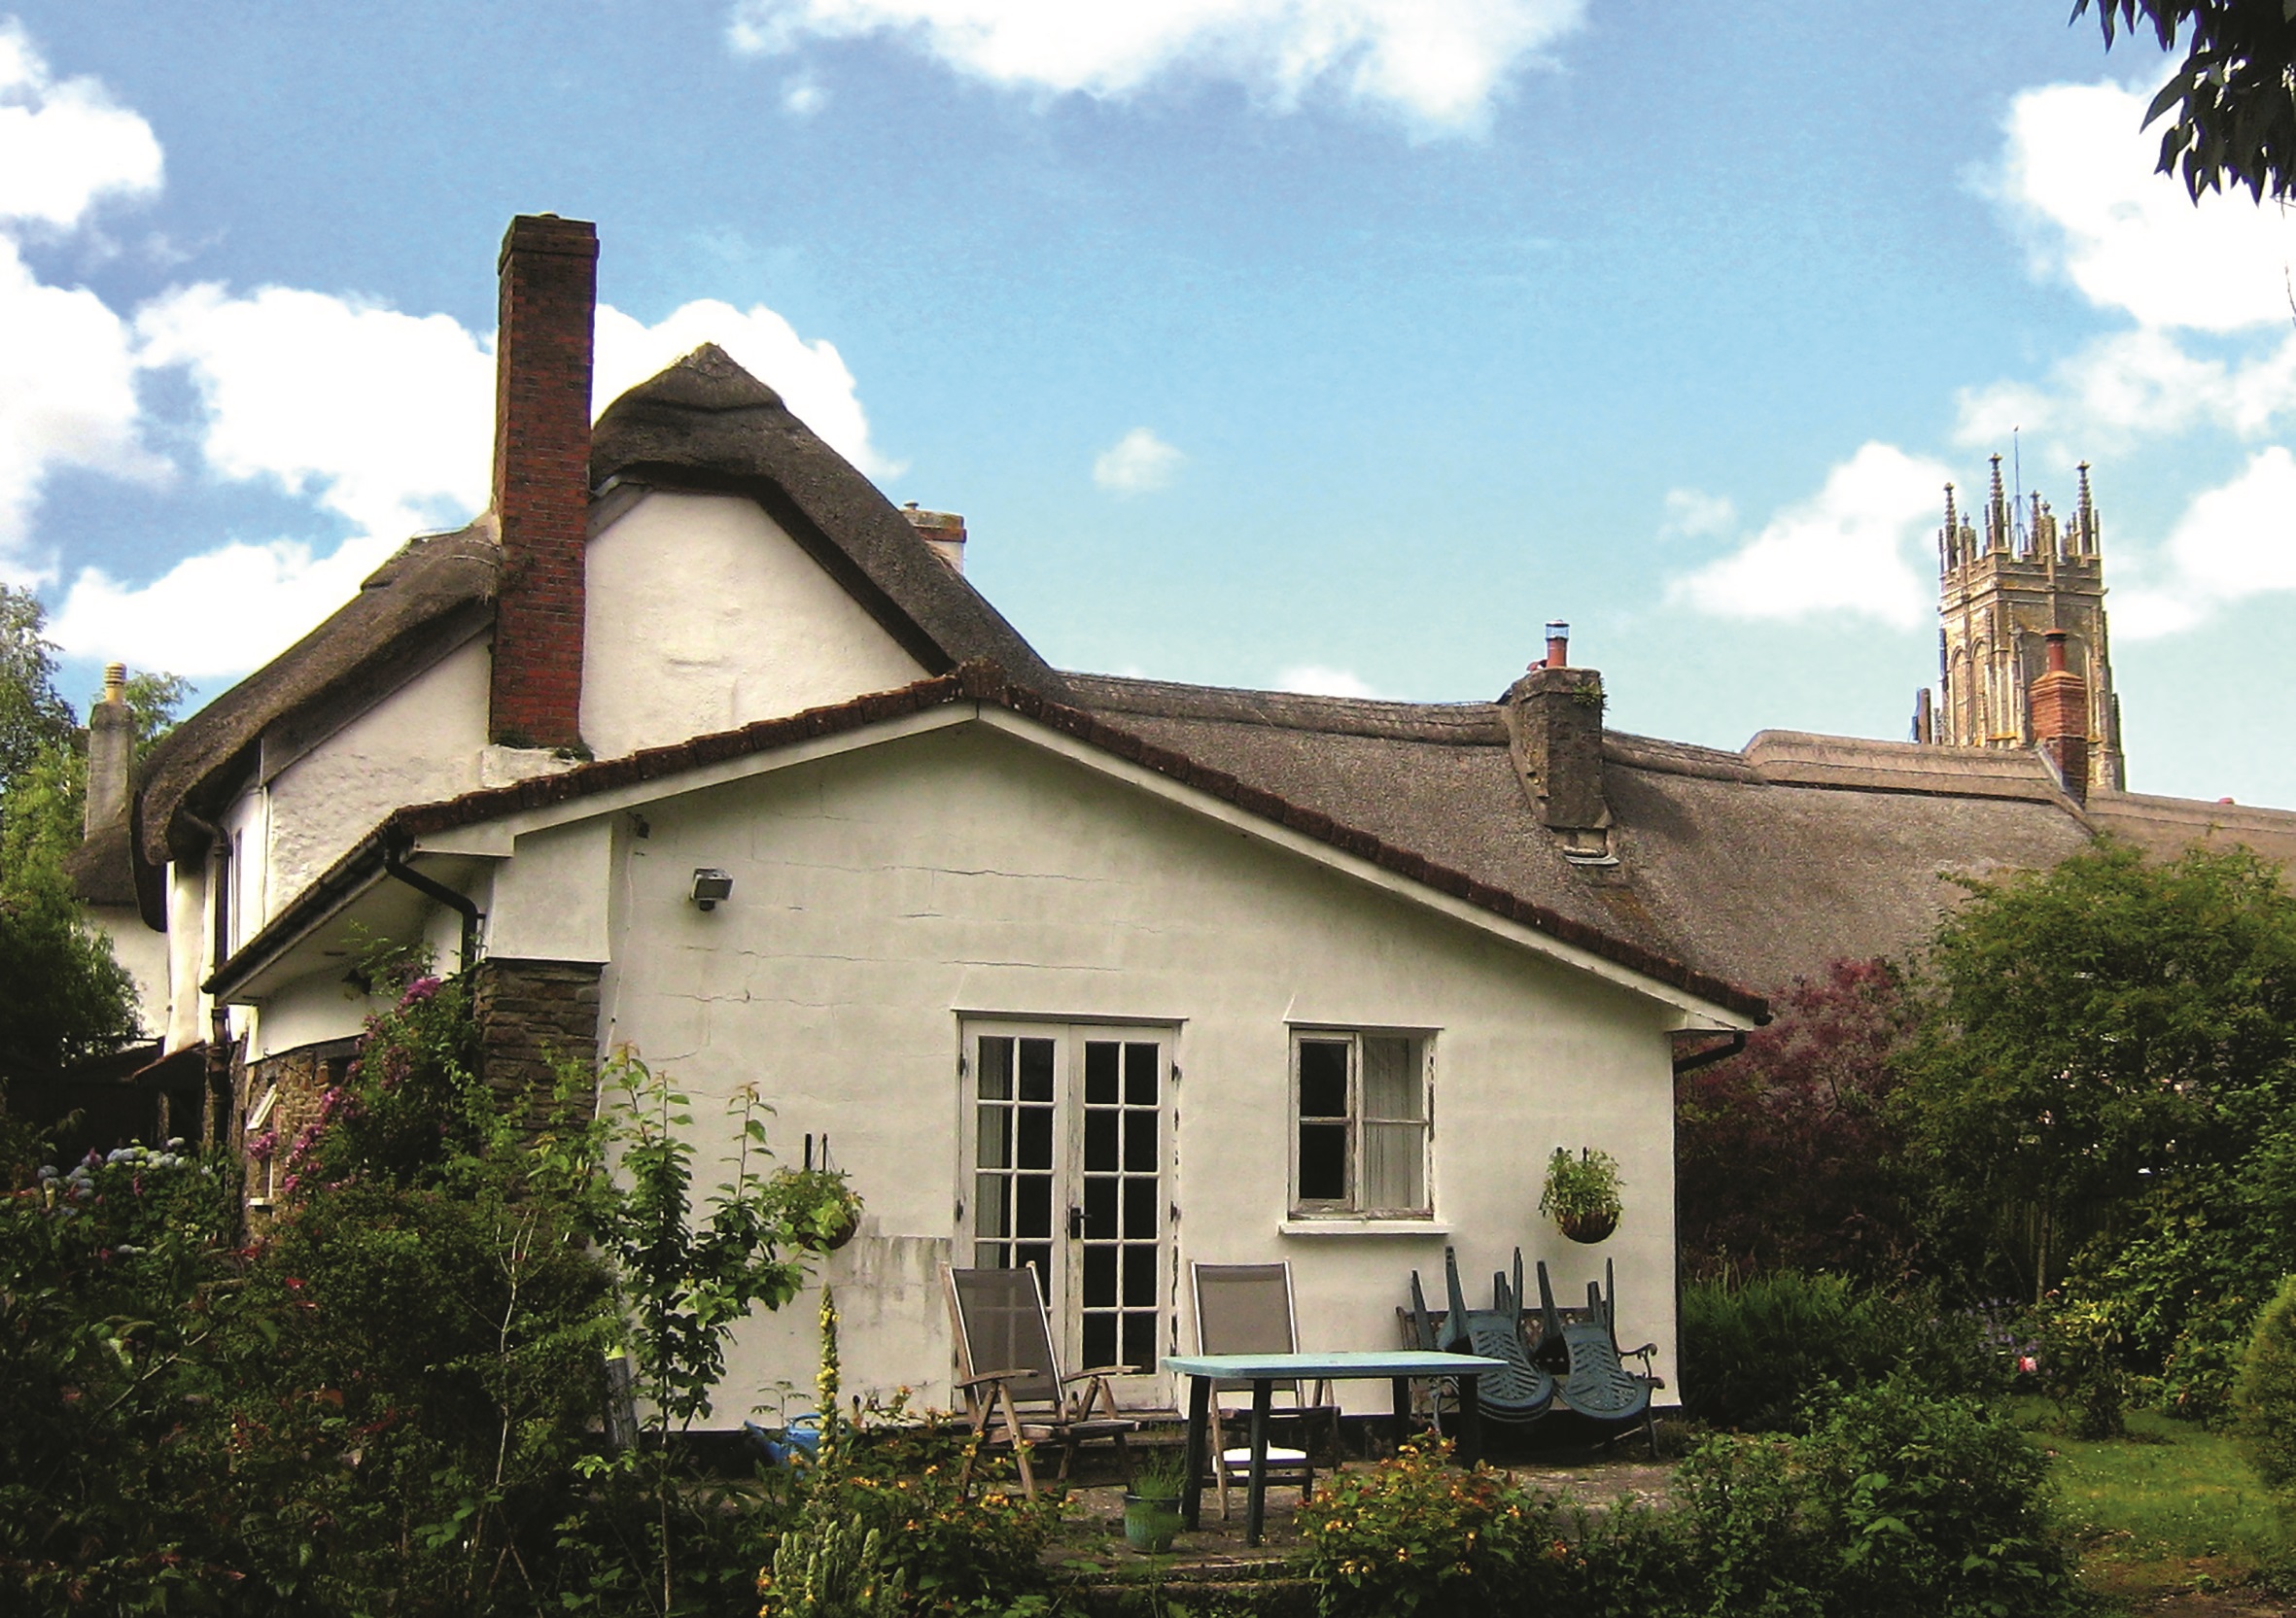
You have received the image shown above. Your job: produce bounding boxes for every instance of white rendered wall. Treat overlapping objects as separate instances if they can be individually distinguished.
[89,906,168,1039]
[162,862,209,1053]
[589,722,1684,1428]
[263,638,491,913]
[581,492,927,761]
[486,820,613,963]
[251,970,389,1061]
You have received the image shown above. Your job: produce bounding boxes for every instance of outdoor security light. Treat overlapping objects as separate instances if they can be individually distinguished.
[689,868,734,911]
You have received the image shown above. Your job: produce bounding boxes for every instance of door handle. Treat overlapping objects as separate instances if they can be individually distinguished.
[1068,1205,1086,1239]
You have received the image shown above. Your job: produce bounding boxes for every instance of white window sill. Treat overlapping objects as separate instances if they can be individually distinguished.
[1279,1218,1448,1238]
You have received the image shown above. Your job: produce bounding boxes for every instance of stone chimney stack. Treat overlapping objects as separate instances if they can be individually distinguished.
[85,661,130,841]
[489,214,598,751]
[1500,627,1612,861]
[2032,629,2089,804]
[901,504,967,572]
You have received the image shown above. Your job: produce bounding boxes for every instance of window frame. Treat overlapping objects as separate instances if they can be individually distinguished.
[1286,1026,1434,1220]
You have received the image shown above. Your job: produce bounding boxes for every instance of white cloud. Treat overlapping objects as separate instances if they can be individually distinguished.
[1659,487,1734,539]
[1274,663,1376,698]
[49,531,402,676]
[727,0,1586,130]
[0,20,162,231]
[66,284,897,680]
[2111,447,2296,638]
[1669,442,1950,627]
[0,27,165,567]
[1093,426,1183,492]
[1988,79,2296,333]
[0,237,159,565]
[135,282,497,540]
[594,298,894,475]
[783,77,828,115]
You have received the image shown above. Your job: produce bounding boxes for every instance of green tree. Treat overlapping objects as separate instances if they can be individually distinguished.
[2075,1,2296,201]
[1899,840,2296,1378]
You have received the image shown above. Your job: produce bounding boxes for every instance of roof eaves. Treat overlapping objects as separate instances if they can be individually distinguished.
[337,662,1766,1024]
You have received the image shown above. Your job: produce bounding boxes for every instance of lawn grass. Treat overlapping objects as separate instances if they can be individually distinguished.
[2012,1397,2285,1599]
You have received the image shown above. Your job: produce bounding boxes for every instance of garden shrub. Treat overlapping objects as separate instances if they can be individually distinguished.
[2035,1295,2127,1439]
[1296,1438,1546,1617]
[1673,1433,1826,1616]
[1683,1271,1889,1430]
[760,1291,1059,1618]
[1800,1377,2081,1618]
[0,1138,240,1608]
[1682,1271,2010,1432]
[2235,1272,2296,1498]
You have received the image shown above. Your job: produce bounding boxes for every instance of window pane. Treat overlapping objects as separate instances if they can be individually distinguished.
[1298,1121,1347,1202]
[1299,1040,1349,1119]
[1084,1244,1118,1308]
[1085,1041,1120,1105]
[1018,1038,1056,1102]
[1362,1038,1419,1120]
[1085,1312,1117,1369]
[1085,1110,1119,1172]
[1122,1311,1155,1372]
[1123,1108,1157,1172]
[975,1174,1011,1236]
[1017,1105,1054,1169]
[1124,1043,1158,1106]
[1363,1121,1426,1211]
[1124,1176,1157,1239]
[1017,1175,1052,1238]
[978,1036,1013,1100]
[976,1105,1012,1168]
[1085,1176,1117,1239]
[1122,1244,1157,1306]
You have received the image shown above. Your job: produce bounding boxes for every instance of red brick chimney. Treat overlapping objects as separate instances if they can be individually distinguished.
[2031,630,2089,803]
[489,214,598,750]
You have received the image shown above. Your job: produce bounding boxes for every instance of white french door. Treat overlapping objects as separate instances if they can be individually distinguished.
[965,1021,1170,1387]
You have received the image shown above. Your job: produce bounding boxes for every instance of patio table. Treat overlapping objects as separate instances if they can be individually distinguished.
[1165,1349,1509,1546]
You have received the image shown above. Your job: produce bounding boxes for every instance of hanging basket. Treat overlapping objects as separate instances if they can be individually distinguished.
[1556,1208,1619,1244]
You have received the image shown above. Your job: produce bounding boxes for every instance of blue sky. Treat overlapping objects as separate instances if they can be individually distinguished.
[6,2,2294,805]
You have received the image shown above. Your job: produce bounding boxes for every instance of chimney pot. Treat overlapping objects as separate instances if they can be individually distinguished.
[900,504,968,573]
[85,665,132,842]
[2031,631,2089,803]
[488,213,598,751]
[1500,641,1610,859]
[1544,620,1570,669]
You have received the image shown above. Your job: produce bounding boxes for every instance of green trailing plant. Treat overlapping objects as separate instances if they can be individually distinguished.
[1540,1146,1622,1242]
[768,1164,864,1252]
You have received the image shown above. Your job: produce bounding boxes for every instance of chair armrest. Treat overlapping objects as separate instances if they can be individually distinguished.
[1061,1365,1137,1381]
[1624,1343,1658,1360]
[956,1367,1040,1390]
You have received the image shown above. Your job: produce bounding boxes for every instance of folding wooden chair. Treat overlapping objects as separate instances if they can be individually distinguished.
[1190,1260,1339,1517]
[943,1264,1137,1497]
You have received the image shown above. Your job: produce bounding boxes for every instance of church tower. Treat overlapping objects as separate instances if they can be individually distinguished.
[1912,456,2125,793]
